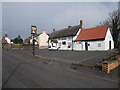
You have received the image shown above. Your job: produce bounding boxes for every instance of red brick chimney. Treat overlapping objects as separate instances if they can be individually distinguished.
[53,28,55,32]
[68,25,72,28]
[80,20,83,29]
[5,34,8,37]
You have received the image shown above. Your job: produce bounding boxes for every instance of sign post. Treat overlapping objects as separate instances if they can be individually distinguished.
[31,25,37,56]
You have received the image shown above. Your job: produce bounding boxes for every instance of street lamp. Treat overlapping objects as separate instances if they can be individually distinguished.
[31,25,37,56]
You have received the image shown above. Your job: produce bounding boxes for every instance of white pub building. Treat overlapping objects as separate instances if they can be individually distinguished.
[48,20,114,51]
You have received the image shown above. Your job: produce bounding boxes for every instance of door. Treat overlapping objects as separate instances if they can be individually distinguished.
[85,42,88,51]
[109,41,111,49]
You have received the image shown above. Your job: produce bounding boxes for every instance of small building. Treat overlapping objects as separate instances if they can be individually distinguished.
[2,34,11,49]
[38,30,49,49]
[4,34,11,44]
[24,36,31,44]
[48,20,82,50]
[74,25,114,51]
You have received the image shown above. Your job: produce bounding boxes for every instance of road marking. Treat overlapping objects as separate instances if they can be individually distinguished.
[75,54,103,63]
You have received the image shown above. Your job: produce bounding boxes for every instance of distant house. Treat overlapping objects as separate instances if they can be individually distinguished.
[30,35,39,45]
[74,25,114,51]
[2,34,12,49]
[26,34,40,45]
[24,36,31,44]
[38,30,49,49]
[48,20,82,50]
[24,30,49,49]
[3,34,11,44]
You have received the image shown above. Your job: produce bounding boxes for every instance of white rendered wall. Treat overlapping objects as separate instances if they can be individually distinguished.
[5,37,11,44]
[48,28,81,50]
[49,36,73,50]
[104,28,114,50]
[59,37,73,50]
[73,41,83,50]
[38,31,49,48]
[74,40,105,51]
[87,40,105,51]
[48,39,58,50]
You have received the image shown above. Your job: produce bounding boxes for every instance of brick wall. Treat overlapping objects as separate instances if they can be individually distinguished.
[102,55,120,74]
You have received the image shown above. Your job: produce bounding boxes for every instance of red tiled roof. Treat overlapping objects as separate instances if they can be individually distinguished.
[75,25,109,41]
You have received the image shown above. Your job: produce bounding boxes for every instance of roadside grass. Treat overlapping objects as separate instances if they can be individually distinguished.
[12,44,23,47]
[95,63,102,70]
[95,56,119,75]
[11,44,39,50]
[108,66,119,76]
[23,44,33,46]
[72,63,95,69]
[12,44,34,47]
[105,57,116,62]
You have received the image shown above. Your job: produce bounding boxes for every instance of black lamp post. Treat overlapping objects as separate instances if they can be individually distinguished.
[31,25,37,56]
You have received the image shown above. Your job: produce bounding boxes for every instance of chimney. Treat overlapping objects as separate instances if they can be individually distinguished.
[53,28,55,32]
[68,25,72,28]
[80,20,83,29]
[5,34,8,37]
[42,29,45,33]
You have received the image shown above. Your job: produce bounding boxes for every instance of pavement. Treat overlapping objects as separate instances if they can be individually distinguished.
[2,49,119,88]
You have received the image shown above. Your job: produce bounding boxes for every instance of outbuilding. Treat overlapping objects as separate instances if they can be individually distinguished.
[74,25,114,51]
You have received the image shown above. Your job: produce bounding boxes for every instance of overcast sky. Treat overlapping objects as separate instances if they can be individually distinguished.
[2,2,118,39]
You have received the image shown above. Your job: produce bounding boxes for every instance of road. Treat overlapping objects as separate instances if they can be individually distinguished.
[2,49,118,88]
[16,49,118,65]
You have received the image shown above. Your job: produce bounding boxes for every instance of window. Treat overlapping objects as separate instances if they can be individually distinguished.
[62,42,66,45]
[52,43,56,47]
[75,42,81,44]
[98,43,101,47]
[79,42,81,44]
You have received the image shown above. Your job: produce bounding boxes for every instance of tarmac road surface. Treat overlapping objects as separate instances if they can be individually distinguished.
[2,49,118,88]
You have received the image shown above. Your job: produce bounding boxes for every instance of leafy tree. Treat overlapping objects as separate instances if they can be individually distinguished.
[13,35,23,44]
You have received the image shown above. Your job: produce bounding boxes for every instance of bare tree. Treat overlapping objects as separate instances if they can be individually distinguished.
[109,10,119,42]
[98,10,120,42]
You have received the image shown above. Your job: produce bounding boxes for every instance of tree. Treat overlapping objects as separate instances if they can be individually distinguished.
[98,10,120,42]
[13,35,23,44]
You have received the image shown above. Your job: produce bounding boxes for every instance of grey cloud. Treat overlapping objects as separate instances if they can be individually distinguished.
[2,2,117,39]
